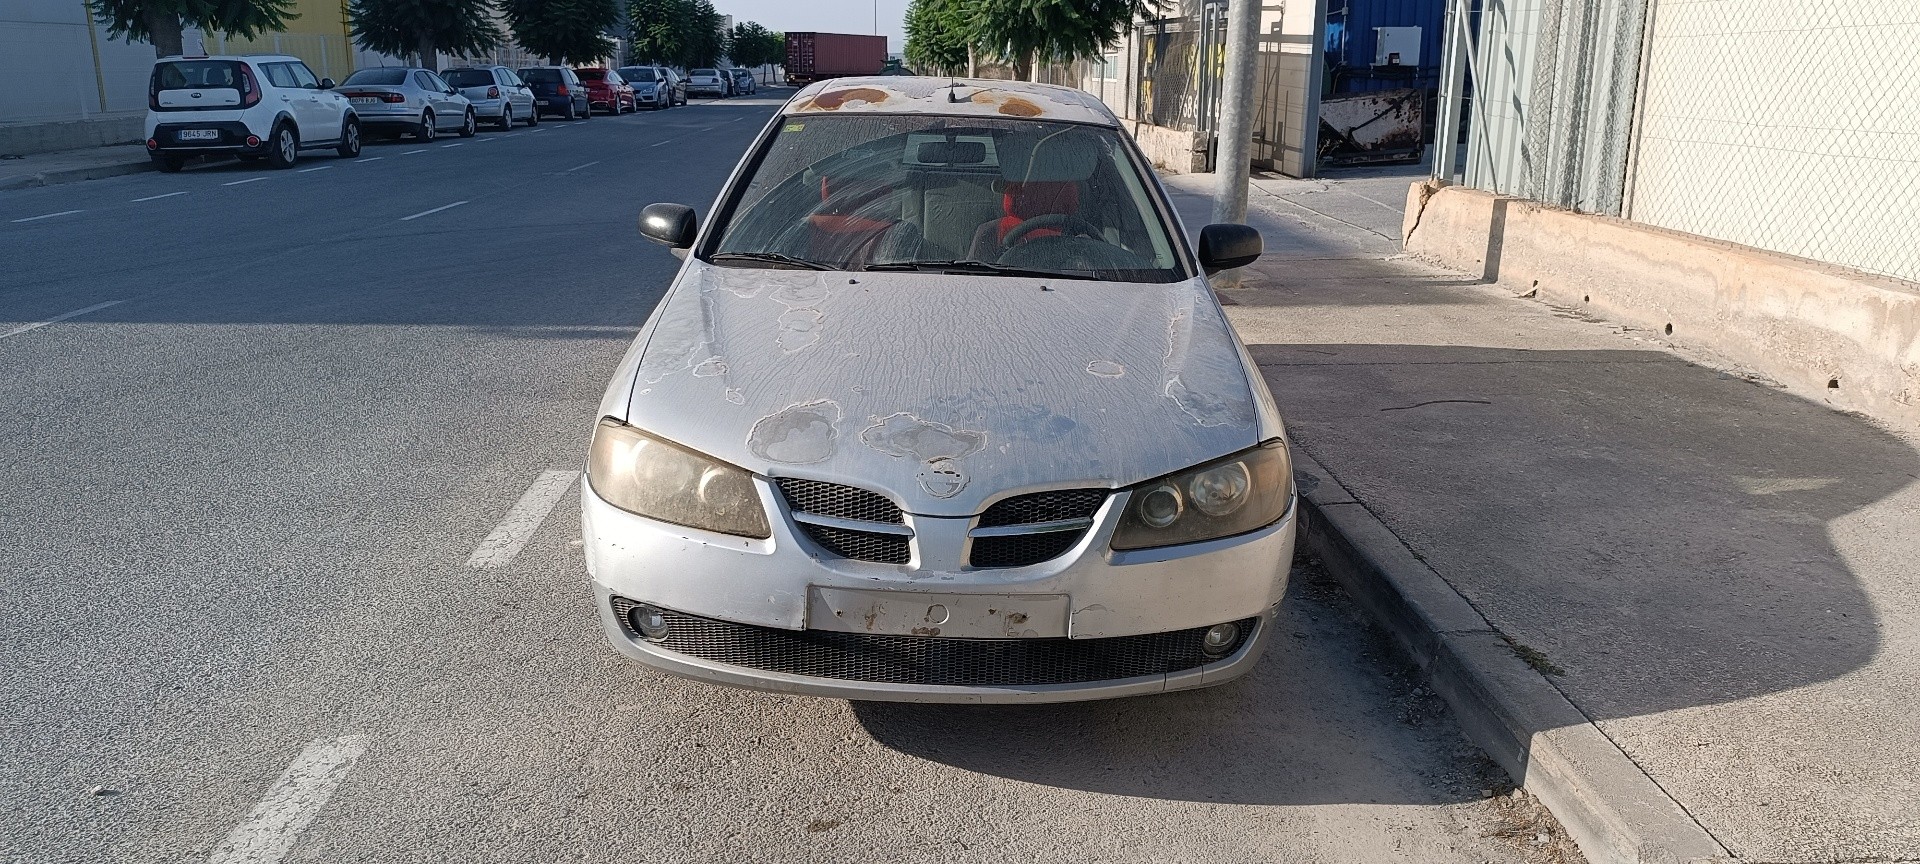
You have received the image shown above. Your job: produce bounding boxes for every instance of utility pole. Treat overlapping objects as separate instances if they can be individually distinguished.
[1210,0,1261,288]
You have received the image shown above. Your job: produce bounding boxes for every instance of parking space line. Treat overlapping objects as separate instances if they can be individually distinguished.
[565,160,600,172]
[649,139,674,147]
[402,149,428,155]
[442,142,465,148]
[204,735,368,864]
[296,165,333,173]
[10,209,83,223]
[399,200,468,221]
[221,177,267,186]
[132,191,190,202]
[0,300,122,341]
[355,157,384,163]
[526,128,546,134]
[465,470,579,569]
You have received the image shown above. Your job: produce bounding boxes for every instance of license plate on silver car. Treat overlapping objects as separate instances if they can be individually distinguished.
[177,129,219,141]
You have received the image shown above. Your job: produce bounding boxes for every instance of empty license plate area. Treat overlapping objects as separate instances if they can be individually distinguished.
[807,587,1069,638]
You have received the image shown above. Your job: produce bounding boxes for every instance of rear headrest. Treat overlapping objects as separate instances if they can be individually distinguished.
[998,130,1100,183]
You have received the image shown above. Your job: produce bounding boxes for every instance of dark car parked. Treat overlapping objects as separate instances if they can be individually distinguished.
[518,66,592,120]
[615,65,684,109]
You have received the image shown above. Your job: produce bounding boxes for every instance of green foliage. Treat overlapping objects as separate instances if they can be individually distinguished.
[91,0,300,56]
[504,0,618,64]
[727,21,780,69]
[349,0,502,68]
[974,0,1157,71]
[904,0,976,75]
[626,0,726,67]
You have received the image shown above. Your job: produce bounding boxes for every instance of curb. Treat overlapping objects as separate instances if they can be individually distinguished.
[0,159,153,192]
[1291,450,1730,864]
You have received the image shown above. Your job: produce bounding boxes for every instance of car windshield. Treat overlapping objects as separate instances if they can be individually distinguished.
[152,60,242,90]
[342,68,409,86]
[440,69,493,87]
[520,68,561,83]
[706,114,1185,282]
[620,67,657,82]
[576,69,606,81]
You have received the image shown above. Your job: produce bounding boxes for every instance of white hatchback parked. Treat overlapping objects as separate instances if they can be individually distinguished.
[144,54,361,172]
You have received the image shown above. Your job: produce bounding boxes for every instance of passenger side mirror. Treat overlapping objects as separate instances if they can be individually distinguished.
[1197,223,1263,275]
[319,78,335,89]
[639,203,698,250]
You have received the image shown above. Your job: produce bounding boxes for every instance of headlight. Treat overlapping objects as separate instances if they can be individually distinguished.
[587,418,770,538]
[1110,441,1293,550]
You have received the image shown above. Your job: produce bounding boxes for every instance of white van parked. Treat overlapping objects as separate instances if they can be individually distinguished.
[144,54,361,172]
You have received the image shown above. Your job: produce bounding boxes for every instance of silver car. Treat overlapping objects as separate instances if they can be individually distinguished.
[584,78,1293,703]
[334,67,476,140]
[684,68,728,98]
[442,65,537,129]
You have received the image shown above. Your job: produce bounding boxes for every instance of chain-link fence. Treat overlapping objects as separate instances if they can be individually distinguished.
[1444,0,1920,285]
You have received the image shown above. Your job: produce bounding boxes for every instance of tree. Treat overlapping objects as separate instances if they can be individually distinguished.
[505,0,618,65]
[626,0,686,65]
[904,0,976,76]
[680,0,726,68]
[349,0,501,72]
[974,0,1157,81]
[90,0,300,58]
[727,21,773,68]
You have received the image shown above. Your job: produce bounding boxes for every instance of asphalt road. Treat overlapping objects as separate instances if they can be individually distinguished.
[1,92,1564,863]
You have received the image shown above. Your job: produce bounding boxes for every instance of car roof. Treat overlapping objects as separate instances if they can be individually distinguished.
[785,77,1119,127]
[158,54,299,63]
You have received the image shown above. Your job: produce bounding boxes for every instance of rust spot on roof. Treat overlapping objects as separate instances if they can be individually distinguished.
[805,87,890,111]
[998,97,1043,117]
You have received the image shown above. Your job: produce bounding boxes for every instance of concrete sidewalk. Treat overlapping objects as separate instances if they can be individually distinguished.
[1162,169,1920,864]
[0,143,152,192]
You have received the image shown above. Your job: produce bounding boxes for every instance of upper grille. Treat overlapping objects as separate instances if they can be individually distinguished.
[978,489,1109,527]
[799,523,911,564]
[775,478,903,523]
[611,596,1256,686]
[971,532,1084,568]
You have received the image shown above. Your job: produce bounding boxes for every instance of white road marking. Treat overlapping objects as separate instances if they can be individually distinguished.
[649,139,674,147]
[526,128,546,133]
[296,165,333,173]
[355,157,384,163]
[399,200,468,221]
[402,149,428,155]
[10,209,82,223]
[204,735,368,864]
[0,300,123,341]
[565,160,600,172]
[221,177,267,186]
[465,470,579,569]
[442,142,465,148]
[132,191,190,202]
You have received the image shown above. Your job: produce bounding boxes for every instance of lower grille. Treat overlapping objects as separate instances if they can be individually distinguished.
[797,523,911,564]
[612,597,1256,686]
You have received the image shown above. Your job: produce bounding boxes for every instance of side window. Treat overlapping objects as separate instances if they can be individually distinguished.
[288,62,321,89]
[413,72,436,91]
[497,68,519,86]
[261,63,300,89]
[424,72,451,92]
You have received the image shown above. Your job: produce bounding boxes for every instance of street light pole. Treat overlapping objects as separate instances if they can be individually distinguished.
[1210,0,1261,288]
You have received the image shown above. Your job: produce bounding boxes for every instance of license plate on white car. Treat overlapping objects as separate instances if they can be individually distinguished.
[350,97,379,105]
[176,129,219,141]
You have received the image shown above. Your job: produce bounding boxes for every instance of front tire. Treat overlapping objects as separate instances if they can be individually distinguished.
[562,101,576,121]
[336,120,361,158]
[497,105,514,130]
[459,109,476,137]
[266,124,298,169]
[419,110,437,141]
[526,107,539,126]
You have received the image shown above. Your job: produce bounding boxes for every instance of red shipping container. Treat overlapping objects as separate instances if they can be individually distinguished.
[785,32,887,85]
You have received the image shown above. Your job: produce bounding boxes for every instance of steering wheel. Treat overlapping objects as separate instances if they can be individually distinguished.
[999,213,1106,248]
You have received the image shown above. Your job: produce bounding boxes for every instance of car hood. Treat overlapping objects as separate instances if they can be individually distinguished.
[619,260,1267,517]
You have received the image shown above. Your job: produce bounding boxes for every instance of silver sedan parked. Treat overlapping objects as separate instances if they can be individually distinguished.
[442,65,537,130]
[334,67,477,141]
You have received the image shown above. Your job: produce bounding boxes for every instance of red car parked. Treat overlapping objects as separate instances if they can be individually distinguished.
[574,68,636,115]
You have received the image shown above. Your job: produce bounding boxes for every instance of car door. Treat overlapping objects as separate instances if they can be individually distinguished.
[413,71,447,126]
[285,61,339,139]
[499,67,534,115]
[427,71,463,126]
[565,69,587,112]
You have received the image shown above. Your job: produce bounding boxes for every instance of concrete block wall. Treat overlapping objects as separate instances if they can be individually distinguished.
[1403,182,1920,428]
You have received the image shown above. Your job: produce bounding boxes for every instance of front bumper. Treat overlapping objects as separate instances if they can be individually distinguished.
[582,476,1295,702]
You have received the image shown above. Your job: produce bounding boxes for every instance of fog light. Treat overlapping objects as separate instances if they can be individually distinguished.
[627,604,670,640]
[1201,622,1241,656]
[245,135,260,147]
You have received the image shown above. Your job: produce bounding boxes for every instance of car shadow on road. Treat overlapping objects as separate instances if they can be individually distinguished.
[854,568,1509,807]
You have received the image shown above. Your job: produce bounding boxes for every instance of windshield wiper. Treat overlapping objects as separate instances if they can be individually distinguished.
[859,259,1096,280]
[708,252,832,271]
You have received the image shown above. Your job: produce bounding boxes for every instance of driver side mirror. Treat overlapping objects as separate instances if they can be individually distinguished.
[1198,223,1263,275]
[639,203,698,251]
[319,78,335,89]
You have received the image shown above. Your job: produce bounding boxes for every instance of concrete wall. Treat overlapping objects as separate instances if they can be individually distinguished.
[1627,1,1920,285]
[0,0,158,124]
[1125,121,1208,173]
[1403,182,1920,428]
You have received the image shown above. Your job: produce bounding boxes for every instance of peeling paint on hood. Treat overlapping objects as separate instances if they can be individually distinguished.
[622,259,1263,517]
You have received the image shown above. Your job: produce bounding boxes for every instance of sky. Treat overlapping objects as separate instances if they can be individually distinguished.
[717,0,911,54]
